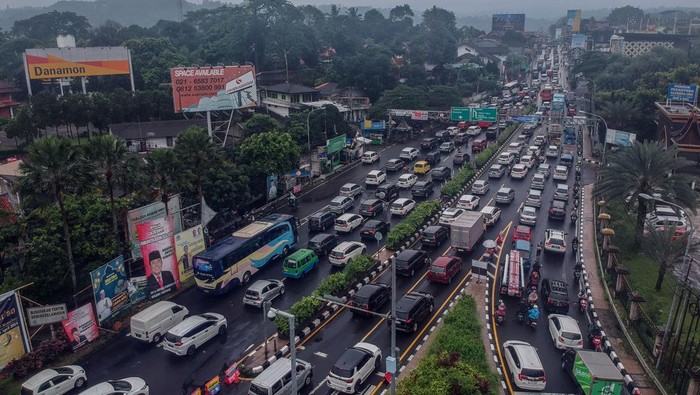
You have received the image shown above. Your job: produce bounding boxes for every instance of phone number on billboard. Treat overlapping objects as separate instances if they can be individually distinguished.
[176,84,226,92]
[174,78,226,85]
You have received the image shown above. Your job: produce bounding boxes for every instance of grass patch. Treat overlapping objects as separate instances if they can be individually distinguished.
[0,376,20,394]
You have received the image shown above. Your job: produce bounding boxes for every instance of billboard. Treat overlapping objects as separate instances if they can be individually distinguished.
[492,14,525,32]
[174,225,206,283]
[61,304,99,351]
[25,47,130,80]
[605,129,637,146]
[566,10,582,33]
[26,304,67,327]
[127,196,182,259]
[90,257,130,324]
[0,291,31,369]
[667,84,698,103]
[571,34,587,49]
[137,217,181,299]
[170,66,258,113]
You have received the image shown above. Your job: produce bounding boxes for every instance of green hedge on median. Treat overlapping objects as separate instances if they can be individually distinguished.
[441,164,476,198]
[386,200,441,251]
[397,296,499,395]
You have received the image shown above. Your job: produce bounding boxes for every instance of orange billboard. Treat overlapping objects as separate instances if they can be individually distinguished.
[25,47,131,80]
[170,66,258,113]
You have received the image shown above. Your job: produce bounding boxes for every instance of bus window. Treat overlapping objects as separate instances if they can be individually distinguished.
[193,258,213,272]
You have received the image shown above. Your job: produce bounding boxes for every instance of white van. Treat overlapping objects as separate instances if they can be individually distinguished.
[130,301,189,343]
[248,357,313,395]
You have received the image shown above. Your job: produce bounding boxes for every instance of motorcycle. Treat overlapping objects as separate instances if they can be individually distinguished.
[529,271,540,288]
[589,326,603,351]
[527,306,539,329]
[574,265,582,283]
[527,287,539,306]
[516,310,526,324]
[570,212,578,225]
[579,293,588,313]
[288,195,299,211]
[495,300,507,326]
[572,238,579,253]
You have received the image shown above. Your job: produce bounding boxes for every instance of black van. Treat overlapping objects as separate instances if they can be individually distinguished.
[395,249,430,277]
[421,225,450,248]
[307,233,339,256]
[424,151,441,165]
[351,283,391,315]
[375,183,399,202]
[308,211,336,232]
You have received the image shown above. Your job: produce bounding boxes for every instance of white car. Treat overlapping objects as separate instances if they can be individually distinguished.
[544,228,567,253]
[79,377,149,395]
[527,146,540,158]
[520,155,536,168]
[519,205,538,226]
[361,151,380,164]
[163,313,227,356]
[553,165,569,181]
[548,314,584,350]
[466,125,482,136]
[329,241,367,267]
[502,341,547,391]
[390,198,416,216]
[507,142,524,154]
[536,163,551,178]
[439,207,465,225]
[365,170,386,186]
[21,365,87,395]
[397,173,418,188]
[545,145,560,158]
[327,342,382,394]
[481,206,501,226]
[400,147,419,161]
[471,180,490,195]
[498,152,515,165]
[510,164,528,179]
[334,213,363,233]
[457,194,480,210]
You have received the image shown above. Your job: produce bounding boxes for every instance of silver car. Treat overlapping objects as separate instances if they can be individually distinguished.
[519,205,538,226]
[328,195,354,215]
[243,279,285,307]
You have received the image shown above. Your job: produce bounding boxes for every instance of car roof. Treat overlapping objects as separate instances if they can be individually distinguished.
[397,292,424,310]
[368,170,383,175]
[551,314,579,332]
[513,164,526,169]
[424,225,446,233]
[337,213,359,220]
[432,256,457,266]
[516,225,531,232]
[310,233,335,242]
[355,283,387,297]
[335,241,360,249]
[498,187,513,193]
[474,180,487,185]
[481,206,498,213]
[396,249,422,260]
[248,279,278,291]
[331,196,350,202]
[547,229,565,237]
[394,198,411,203]
[23,367,79,387]
[415,160,429,165]
[342,183,359,188]
[168,314,217,335]
[522,205,537,212]
[364,219,385,227]
[402,147,416,151]
[361,198,381,205]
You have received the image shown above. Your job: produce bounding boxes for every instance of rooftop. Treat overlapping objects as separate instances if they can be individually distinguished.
[264,82,317,94]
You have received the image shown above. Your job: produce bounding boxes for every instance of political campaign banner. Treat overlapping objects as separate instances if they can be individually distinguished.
[137,217,180,299]
[174,225,206,283]
[127,195,182,259]
[61,304,99,351]
[25,47,131,80]
[90,256,130,324]
[0,291,31,369]
[267,174,279,202]
[170,66,258,113]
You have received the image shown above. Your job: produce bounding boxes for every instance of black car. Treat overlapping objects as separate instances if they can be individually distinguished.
[359,198,384,217]
[351,283,391,315]
[485,126,499,140]
[421,225,450,248]
[541,278,570,313]
[395,249,430,277]
[375,183,399,202]
[431,166,452,182]
[423,151,441,165]
[548,199,567,220]
[360,220,390,240]
[435,130,451,142]
[308,211,337,232]
[389,291,435,332]
[307,233,340,256]
[420,138,439,151]
[411,181,434,198]
[384,158,405,172]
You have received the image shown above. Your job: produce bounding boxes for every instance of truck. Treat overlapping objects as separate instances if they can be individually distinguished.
[450,211,485,253]
[547,123,563,146]
[562,350,626,395]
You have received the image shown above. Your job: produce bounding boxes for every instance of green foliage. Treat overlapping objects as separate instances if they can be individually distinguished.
[387,201,441,250]
[275,296,323,335]
[441,165,475,198]
[12,11,91,42]
[314,272,349,299]
[244,114,279,137]
[238,131,301,178]
[474,145,498,169]
[343,255,375,280]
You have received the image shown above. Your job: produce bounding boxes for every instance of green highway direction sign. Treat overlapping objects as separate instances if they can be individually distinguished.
[450,107,471,121]
[450,107,497,122]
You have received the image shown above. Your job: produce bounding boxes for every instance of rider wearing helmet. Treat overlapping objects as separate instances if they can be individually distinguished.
[528,304,540,321]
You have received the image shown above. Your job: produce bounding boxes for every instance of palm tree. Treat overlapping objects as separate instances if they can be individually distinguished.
[597,98,641,129]
[145,148,182,215]
[173,127,222,202]
[15,137,94,302]
[640,221,698,290]
[595,141,697,242]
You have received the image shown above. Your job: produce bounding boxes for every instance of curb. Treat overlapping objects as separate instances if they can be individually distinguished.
[484,284,508,391]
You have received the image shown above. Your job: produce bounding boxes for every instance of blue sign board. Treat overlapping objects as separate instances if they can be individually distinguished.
[571,34,586,49]
[667,84,698,103]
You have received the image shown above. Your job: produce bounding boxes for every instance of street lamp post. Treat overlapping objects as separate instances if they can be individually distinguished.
[265,303,298,395]
[638,193,695,370]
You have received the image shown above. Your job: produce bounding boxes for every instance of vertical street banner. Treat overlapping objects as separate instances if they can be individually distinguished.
[174,225,206,283]
[61,304,99,351]
[137,217,180,299]
[90,257,130,324]
[0,291,31,369]
[127,196,182,259]
[267,174,279,202]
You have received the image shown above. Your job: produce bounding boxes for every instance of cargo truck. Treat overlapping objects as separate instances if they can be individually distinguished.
[450,211,485,253]
[562,350,626,395]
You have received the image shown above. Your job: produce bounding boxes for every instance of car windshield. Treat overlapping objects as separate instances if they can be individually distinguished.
[431,265,446,273]
[249,384,269,395]
[331,365,354,378]
[562,331,582,341]
[108,381,133,391]
[330,250,345,258]
[550,238,564,246]
[522,368,545,378]
[164,333,182,343]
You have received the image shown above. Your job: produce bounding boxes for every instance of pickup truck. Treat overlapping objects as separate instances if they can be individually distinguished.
[562,350,626,395]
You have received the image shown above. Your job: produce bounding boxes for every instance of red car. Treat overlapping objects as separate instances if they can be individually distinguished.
[428,256,462,284]
[513,225,532,242]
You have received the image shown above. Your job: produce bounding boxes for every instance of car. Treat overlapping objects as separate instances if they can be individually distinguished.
[390,198,416,216]
[435,130,451,142]
[439,207,465,225]
[526,189,543,208]
[423,151,441,166]
[162,313,227,356]
[411,181,434,198]
[243,279,285,307]
[489,164,506,178]
[481,206,501,226]
[485,126,499,140]
[397,174,418,189]
[400,147,419,161]
[454,132,468,144]
[541,278,570,313]
[457,194,480,210]
[552,165,569,181]
[359,198,384,217]
[510,164,528,179]
[502,340,547,391]
[519,205,538,226]
[471,180,490,195]
[520,155,536,168]
[365,170,386,186]
[498,120,507,129]
[545,145,560,158]
[431,166,452,181]
[495,187,515,204]
[453,151,470,165]
[339,183,364,198]
[420,137,439,150]
[307,233,340,256]
[394,249,431,277]
[21,365,88,395]
[548,199,567,220]
[548,314,583,350]
[513,225,532,242]
[446,126,460,136]
[530,173,545,190]
[78,377,149,395]
[327,342,382,394]
[421,225,450,248]
[527,145,540,158]
[351,283,390,315]
[534,135,546,146]
[329,241,367,267]
[465,125,481,137]
[413,160,431,175]
[544,228,567,253]
[553,183,569,201]
[536,163,551,178]
[334,213,363,233]
[389,291,434,332]
[498,152,515,165]
[308,211,337,232]
[428,256,462,284]
[439,141,455,153]
[375,183,399,201]
[385,158,406,172]
[507,142,524,155]
[328,195,354,215]
[360,219,390,240]
[472,139,487,152]
[361,151,380,164]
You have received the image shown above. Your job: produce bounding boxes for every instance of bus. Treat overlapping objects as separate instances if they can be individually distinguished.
[539,84,553,101]
[193,213,298,294]
[502,81,520,97]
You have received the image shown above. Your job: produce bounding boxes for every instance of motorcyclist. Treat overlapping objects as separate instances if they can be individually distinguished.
[531,259,541,275]
[527,287,539,306]
[495,300,507,318]
[517,297,529,321]
[527,304,540,322]
[288,192,298,209]
[572,236,579,251]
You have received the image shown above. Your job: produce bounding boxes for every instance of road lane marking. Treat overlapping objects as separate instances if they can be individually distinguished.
[491,221,515,394]
[309,378,328,394]
[314,351,328,358]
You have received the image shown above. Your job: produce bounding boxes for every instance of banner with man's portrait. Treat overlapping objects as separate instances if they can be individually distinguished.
[90,256,130,324]
[61,304,99,351]
[137,217,180,299]
[174,225,206,283]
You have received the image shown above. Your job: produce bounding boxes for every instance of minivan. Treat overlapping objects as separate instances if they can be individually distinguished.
[307,233,339,256]
[495,187,515,204]
[428,256,462,284]
[489,164,506,178]
[395,249,430,277]
[502,341,547,391]
[308,211,336,232]
[553,165,569,181]
[130,301,190,343]
[248,357,313,395]
[413,161,431,175]
[282,249,318,279]
[421,225,450,248]
[423,151,441,166]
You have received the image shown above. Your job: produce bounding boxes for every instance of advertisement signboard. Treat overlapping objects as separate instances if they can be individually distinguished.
[90,257,130,324]
[267,174,279,202]
[26,304,68,327]
[566,10,582,33]
[327,134,347,154]
[137,217,180,299]
[127,196,182,259]
[571,34,587,50]
[605,129,636,147]
[0,291,31,369]
[61,304,99,351]
[25,47,131,79]
[410,111,428,121]
[170,66,258,113]
[174,225,206,283]
[491,14,525,32]
[667,84,698,103]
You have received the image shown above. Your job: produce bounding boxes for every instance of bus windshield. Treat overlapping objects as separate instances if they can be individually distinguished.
[193,257,217,273]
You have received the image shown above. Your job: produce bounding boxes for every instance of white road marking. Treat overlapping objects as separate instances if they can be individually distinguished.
[244,343,254,353]
[314,351,328,358]
[309,378,329,394]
